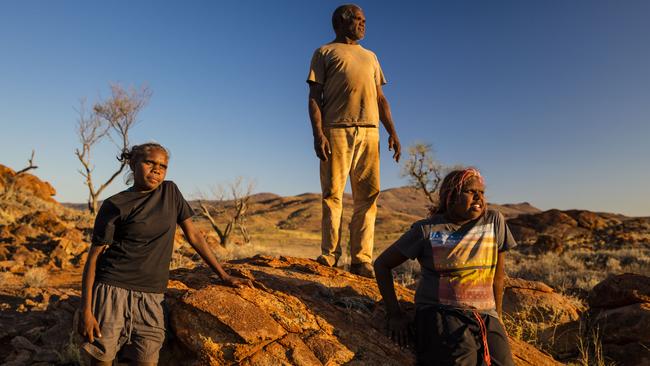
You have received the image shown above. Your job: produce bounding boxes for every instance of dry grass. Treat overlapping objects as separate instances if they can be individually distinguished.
[57,325,84,365]
[23,267,49,288]
[503,302,577,352]
[503,311,545,347]
[507,246,650,297]
[571,327,614,366]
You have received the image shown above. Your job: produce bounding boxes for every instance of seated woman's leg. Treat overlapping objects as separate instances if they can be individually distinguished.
[485,315,515,366]
[415,306,480,366]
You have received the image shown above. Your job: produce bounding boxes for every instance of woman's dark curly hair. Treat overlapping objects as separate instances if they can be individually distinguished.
[118,142,169,185]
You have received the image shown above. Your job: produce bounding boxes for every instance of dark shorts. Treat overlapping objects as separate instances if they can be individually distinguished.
[415,305,515,366]
[81,282,165,363]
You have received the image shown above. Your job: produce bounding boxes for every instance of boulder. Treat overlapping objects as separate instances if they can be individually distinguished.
[506,209,620,249]
[510,210,578,232]
[165,256,562,366]
[166,256,406,365]
[538,319,582,359]
[562,274,650,366]
[0,164,56,202]
[504,277,581,326]
[18,211,67,236]
[509,337,563,366]
[587,273,650,309]
[593,303,650,346]
[530,235,563,254]
[564,210,610,230]
[603,342,650,366]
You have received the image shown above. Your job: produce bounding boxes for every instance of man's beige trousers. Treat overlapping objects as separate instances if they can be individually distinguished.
[320,126,380,265]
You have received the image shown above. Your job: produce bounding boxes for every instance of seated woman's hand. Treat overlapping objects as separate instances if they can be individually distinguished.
[386,312,410,348]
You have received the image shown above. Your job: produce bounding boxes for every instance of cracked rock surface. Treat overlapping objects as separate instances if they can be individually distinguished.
[164,255,561,366]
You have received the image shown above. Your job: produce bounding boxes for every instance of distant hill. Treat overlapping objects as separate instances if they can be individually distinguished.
[179,186,542,250]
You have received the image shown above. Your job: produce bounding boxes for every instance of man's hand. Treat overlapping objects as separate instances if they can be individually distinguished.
[223,275,254,288]
[385,312,410,348]
[79,310,101,343]
[388,134,401,162]
[314,133,331,161]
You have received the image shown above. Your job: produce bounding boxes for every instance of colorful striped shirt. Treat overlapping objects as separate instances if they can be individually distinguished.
[395,209,516,314]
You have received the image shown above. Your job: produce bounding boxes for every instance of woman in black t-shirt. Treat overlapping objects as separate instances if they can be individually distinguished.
[79,143,251,365]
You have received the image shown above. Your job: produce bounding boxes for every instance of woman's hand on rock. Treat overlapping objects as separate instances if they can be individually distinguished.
[224,275,254,288]
[386,312,410,348]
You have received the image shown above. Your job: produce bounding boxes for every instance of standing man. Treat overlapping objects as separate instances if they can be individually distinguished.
[307,4,401,278]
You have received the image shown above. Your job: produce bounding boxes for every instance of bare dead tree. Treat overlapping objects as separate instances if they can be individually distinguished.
[74,84,152,214]
[198,178,255,247]
[401,143,445,206]
[15,150,38,175]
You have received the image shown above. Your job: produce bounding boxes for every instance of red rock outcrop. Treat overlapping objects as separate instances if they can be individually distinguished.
[588,273,650,309]
[509,337,563,366]
[0,256,565,366]
[585,274,650,366]
[504,277,581,326]
[165,256,562,366]
[0,164,56,202]
[507,208,649,252]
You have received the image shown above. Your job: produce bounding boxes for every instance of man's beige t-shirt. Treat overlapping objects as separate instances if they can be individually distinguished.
[308,43,387,128]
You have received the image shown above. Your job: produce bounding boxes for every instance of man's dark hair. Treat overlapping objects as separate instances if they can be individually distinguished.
[332,4,361,31]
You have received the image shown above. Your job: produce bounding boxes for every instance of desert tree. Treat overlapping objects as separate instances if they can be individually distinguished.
[74,83,152,214]
[198,177,255,247]
[401,142,446,207]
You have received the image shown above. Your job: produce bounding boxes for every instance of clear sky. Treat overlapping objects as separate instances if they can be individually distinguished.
[1,0,649,216]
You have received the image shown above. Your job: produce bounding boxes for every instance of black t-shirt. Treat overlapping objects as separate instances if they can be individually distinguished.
[91,181,194,293]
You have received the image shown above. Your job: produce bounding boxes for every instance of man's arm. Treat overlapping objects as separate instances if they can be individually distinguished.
[79,245,104,342]
[374,245,409,347]
[179,218,252,288]
[493,251,506,319]
[377,84,401,162]
[308,82,331,161]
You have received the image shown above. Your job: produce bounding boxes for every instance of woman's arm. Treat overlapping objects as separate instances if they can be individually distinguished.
[179,218,252,288]
[374,245,410,347]
[79,245,105,342]
[493,251,506,319]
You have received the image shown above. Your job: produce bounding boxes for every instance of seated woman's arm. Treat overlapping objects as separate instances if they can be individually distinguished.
[374,245,409,347]
[493,251,506,319]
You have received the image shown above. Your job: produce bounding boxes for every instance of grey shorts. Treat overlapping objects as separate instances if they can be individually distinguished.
[81,282,165,363]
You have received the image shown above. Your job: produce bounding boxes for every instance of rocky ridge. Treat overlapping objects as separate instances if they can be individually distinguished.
[2,164,650,365]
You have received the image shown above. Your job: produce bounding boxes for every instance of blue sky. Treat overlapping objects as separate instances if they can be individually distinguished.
[1,0,648,216]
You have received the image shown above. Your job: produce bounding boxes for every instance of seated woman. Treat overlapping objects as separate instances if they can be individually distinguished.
[79,142,251,366]
[374,168,515,366]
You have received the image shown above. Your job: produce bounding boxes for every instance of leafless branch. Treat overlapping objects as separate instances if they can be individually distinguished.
[198,178,255,247]
[15,150,38,175]
[401,143,445,206]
